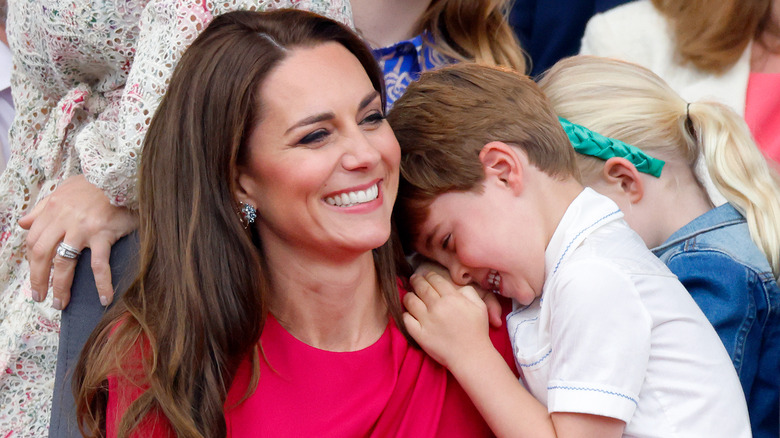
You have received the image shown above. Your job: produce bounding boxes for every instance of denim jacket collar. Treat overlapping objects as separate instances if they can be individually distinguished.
[652,203,744,254]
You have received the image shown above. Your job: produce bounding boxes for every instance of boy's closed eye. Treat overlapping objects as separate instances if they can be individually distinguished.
[441,233,452,250]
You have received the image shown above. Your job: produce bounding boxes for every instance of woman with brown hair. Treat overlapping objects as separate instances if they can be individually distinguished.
[2,1,351,435]
[73,9,514,438]
[580,0,780,169]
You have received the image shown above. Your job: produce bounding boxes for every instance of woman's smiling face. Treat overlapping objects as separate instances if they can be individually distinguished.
[236,42,400,259]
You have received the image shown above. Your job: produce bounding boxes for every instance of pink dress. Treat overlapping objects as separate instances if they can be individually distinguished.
[108,296,516,437]
[744,72,780,165]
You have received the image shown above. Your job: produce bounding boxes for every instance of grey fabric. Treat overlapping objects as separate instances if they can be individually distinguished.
[48,232,139,438]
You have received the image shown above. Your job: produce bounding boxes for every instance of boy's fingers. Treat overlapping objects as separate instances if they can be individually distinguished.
[403,291,427,319]
[469,285,503,328]
[484,293,504,328]
[416,261,449,278]
[460,285,484,306]
[422,270,457,296]
[410,273,439,303]
[402,312,423,340]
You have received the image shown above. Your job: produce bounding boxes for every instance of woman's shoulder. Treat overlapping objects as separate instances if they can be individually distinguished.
[586,0,664,28]
[580,0,672,64]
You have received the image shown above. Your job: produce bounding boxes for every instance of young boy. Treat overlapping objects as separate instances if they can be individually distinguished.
[387,63,750,438]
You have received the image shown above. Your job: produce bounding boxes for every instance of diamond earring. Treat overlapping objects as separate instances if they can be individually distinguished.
[240,202,257,227]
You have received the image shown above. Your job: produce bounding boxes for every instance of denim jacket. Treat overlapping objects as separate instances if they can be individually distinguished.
[652,203,780,438]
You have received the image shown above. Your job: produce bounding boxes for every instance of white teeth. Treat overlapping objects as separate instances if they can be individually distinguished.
[325,183,379,207]
[487,270,501,294]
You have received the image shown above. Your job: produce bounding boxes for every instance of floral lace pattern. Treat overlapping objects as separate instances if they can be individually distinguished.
[0,1,351,436]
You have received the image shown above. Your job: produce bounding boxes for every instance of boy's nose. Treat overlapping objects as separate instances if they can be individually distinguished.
[451,263,472,286]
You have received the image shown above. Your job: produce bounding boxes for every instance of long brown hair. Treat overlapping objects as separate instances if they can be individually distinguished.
[652,0,779,73]
[73,9,405,438]
[417,0,527,73]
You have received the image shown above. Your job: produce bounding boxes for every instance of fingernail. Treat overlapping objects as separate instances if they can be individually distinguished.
[31,290,40,302]
[52,298,62,310]
[100,295,109,307]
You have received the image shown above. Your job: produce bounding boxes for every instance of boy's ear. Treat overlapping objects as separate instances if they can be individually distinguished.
[479,141,524,195]
[602,157,644,203]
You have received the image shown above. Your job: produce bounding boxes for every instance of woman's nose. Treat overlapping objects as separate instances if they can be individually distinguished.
[342,132,381,170]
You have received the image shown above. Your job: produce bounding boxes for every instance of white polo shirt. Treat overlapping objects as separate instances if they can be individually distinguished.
[507,188,750,437]
[0,41,14,173]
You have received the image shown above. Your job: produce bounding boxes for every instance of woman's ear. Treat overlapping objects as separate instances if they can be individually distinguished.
[234,164,257,207]
[602,157,645,203]
[479,141,524,195]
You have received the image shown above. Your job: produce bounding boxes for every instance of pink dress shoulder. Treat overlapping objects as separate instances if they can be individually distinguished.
[107,291,516,437]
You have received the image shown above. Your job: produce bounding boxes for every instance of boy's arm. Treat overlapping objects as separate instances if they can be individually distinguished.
[404,271,625,438]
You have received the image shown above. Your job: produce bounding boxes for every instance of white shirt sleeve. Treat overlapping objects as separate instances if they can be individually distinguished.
[545,259,652,423]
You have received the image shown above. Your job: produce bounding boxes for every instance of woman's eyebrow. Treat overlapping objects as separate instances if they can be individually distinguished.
[358,90,380,111]
[283,90,380,135]
[285,112,335,134]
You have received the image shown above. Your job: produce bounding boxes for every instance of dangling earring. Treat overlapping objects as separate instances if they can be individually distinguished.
[240,202,257,228]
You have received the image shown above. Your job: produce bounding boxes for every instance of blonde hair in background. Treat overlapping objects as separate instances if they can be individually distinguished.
[539,55,780,279]
[651,0,778,73]
[416,0,527,74]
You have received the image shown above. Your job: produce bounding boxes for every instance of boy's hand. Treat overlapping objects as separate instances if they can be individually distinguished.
[413,261,504,328]
[403,270,495,371]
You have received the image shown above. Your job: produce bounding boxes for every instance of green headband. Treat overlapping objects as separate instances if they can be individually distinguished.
[559,117,665,178]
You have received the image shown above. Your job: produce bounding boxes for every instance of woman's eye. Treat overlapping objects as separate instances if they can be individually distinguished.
[298,129,329,145]
[360,111,385,125]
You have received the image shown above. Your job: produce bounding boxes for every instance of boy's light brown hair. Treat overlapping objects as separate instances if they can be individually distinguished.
[387,62,579,251]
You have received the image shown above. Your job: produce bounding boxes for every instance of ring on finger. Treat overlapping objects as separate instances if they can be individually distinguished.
[56,242,81,260]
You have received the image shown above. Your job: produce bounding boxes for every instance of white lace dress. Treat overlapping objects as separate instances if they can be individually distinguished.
[0,1,351,435]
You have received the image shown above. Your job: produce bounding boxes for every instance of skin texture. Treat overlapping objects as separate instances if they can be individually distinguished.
[234,42,400,351]
[404,142,626,437]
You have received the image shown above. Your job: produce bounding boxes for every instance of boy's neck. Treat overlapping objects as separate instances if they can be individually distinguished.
[535,177,585,251]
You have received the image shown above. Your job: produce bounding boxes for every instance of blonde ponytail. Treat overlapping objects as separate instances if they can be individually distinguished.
[688,102,780,278]
[539,55,780,279]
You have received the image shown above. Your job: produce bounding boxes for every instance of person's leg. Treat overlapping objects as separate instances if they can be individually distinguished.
[48,232,139,438]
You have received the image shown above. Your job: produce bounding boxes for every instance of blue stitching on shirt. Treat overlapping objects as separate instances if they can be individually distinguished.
[511,315,540,341]
[553,210,621,275]
[547,385,638,406]
[517,348,552,367]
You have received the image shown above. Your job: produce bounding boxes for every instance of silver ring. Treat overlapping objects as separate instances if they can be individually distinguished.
[56,242,81,260]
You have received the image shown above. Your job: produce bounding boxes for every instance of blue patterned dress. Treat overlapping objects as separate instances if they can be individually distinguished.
[372,33,453,109]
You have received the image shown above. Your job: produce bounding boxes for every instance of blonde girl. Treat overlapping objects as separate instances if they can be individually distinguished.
[539,55,780,438]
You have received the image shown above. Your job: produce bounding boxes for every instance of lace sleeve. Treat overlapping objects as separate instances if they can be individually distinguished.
[78,0,352,209]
